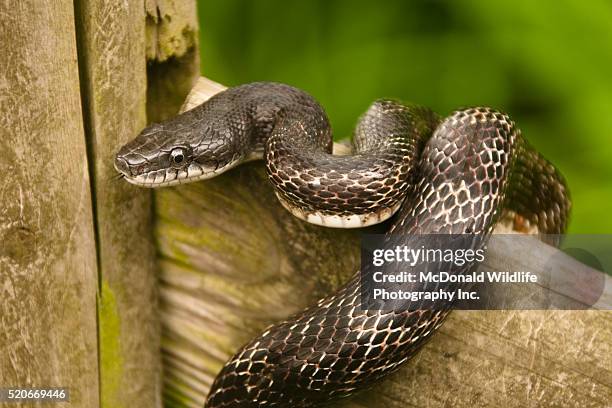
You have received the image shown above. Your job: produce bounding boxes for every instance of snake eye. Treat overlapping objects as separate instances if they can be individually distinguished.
[170,147,187,166]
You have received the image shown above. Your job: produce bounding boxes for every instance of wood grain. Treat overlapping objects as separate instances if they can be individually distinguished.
[0,2,99,407]
[156,78,612,407]
[145,0,200,123]
[74,1,160,407]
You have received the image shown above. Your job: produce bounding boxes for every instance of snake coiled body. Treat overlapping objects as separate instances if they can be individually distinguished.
[115,82,571,407]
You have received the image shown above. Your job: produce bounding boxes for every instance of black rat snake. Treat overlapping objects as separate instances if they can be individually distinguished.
[114,82,571,407]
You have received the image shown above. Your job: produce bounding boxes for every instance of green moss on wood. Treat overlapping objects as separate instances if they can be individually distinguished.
[98,280,124,408]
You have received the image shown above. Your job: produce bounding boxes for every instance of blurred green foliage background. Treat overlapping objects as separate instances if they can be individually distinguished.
[197,0,612,234]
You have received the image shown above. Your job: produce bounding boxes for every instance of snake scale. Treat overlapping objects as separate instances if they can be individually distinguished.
[115,82,571,407]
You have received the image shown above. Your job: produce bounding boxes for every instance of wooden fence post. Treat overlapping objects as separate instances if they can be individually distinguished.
[0,3,100,407]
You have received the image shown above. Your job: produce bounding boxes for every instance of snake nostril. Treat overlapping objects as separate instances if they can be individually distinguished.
[114,156,131,176]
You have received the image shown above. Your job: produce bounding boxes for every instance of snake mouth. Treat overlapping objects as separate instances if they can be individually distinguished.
[114,158,240,188]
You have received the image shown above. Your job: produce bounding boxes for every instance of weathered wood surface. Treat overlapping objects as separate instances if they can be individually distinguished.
[74,1,160,407]
[0,3,99,407]
[145,0,200,122]
[156,78,612,407]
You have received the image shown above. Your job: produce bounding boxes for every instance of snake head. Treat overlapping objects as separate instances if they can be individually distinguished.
[114,116,243,187]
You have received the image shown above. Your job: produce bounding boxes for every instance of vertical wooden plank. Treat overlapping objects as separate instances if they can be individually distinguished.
[74,1,161,407]
[145,0,200,122]
[0,2,99,407]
